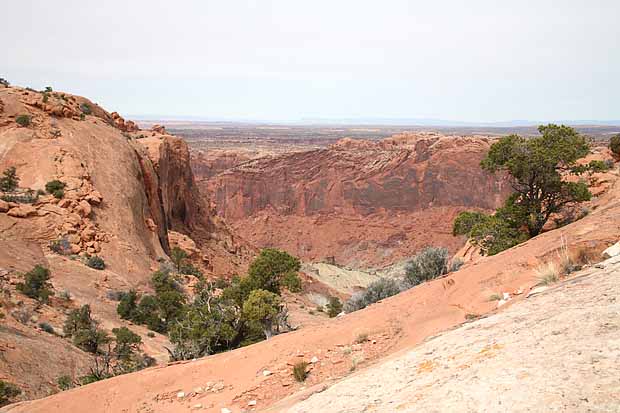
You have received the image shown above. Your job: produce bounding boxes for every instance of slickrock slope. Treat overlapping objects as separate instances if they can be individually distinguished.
[285,256,620,413]
[7,164,618,413]
[0,86,249,399]
[203,134,511,268]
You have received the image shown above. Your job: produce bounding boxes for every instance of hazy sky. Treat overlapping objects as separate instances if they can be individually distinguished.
[3,1,620,122]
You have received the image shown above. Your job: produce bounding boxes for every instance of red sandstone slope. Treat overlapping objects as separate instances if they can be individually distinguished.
[0,86,250,400]
[201,133,511,268]
[7,157,619,413]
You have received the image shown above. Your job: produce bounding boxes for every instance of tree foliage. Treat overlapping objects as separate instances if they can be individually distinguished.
[64,305,110,353]
[610,134,620,158]
[170,247,188,272]
[454,124,594,255]
[326,296,343,318]
[16,265,54,303]
[242,289,282,339]
[0,167,19,192]
[0,381,20,407]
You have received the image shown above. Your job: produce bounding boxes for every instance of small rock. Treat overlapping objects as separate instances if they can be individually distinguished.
[194,387,204,394]
[502,292,511,300]
[310,356,319,364]
[177,391,185,399]
[595,263,605,269]
[497,299,508,308]
[372,340,377,344]
[248,400,257,406]
[213,381,225,391]
[221,408,232,413]
[192,404,202,410]
[0,199,9,212]
[602,241,620,259]
[527,286,549,297]
[262,370,272,377]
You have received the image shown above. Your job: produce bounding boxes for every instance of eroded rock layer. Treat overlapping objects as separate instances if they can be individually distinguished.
[202,133,511,267]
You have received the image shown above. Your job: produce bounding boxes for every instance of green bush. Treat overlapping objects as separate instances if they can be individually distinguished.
[63,305,109,353]
[404,247,449,287]
[610,134,620,158]
[117,290,139,321]
[344,278,403,313]
[86,256,105,270]
[45,180,66,194]
[16,265,54,303]
[57,375,73,391]
[326,296,343,318]
[170,247,188,272]
[79,103,92,115]
[0,381,20,407]
[0,167,19,192]
[242,289,282,339]
[15,114,31,127]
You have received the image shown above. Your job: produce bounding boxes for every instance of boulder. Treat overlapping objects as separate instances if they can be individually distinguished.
[602,241,620,259]
[85,191,103,205]
[76,200,92,217]
[7,205,37,218]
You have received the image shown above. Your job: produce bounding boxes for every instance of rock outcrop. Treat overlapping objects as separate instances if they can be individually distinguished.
[203,133,511,267]
[0,85,249,399]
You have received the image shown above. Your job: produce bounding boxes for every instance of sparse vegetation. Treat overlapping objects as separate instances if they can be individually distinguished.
[116,290,139,320]
[15,114,31,127]
[449,257,464,272]
[64,305,110,353]
[86,255,106,270]
[488,293,502,301]
[0,380,20,407]
[57,375,73,391]
[16,265,54,303]
[535,262,559,286]
[79,103,92,115]
[293,361,309,382]
[0,78,9,87]
[610,134,620,158]
[454,125,595,255]
[326,296,343,318]
[0,167,19,192]
[404,247,449,287]
[355,332,368,344]
[344,278,403,313]
[45,180,66,199]
[170,247,188,272]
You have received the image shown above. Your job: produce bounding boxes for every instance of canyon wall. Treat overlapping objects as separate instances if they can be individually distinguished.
[202,133,511,268]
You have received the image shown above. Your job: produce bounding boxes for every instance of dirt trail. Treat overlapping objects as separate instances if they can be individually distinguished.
[284,255,620,413]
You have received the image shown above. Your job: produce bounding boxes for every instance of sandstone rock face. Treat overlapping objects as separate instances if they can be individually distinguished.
[203,133,511,267]
[0,85,251,399]
[286,260,620,413]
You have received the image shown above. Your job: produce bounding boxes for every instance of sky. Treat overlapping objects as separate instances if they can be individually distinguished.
[3,0,620,123]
